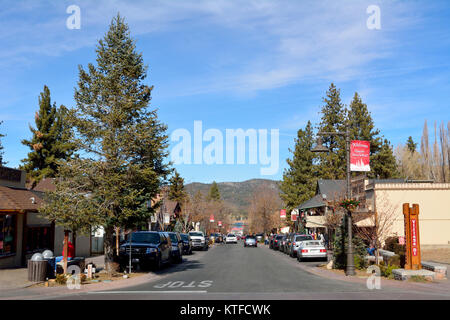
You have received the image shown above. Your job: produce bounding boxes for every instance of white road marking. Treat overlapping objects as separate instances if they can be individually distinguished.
[88,290,208,294]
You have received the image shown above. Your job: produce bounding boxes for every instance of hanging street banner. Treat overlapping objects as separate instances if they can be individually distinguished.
[280,209,286,219]
[350,140,371,172]
[209,214,215,223]
[218,221,222,227]
[291,209,299,221]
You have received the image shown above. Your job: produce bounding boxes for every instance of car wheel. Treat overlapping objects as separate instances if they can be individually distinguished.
[153,256,162,270]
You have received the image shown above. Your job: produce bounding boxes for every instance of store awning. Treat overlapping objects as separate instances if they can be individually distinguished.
[355,217,375,227]
[305,215,326,228]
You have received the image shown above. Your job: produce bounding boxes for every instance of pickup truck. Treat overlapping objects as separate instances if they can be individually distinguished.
[188,231,208,251]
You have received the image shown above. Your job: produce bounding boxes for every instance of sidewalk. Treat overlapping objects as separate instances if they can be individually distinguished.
[260,243,450,298]
[0,255,105,291]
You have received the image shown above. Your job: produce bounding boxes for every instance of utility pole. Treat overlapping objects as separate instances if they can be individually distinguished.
[312,122,356,276]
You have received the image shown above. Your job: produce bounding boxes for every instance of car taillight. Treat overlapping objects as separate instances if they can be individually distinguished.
[320,249,327,253]
[301,249,308,253]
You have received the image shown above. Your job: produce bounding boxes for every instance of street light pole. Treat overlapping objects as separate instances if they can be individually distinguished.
[312,123,355,276]
[345,124,356,276]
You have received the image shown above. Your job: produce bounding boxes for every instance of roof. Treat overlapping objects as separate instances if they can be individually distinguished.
[298,194,326,210]
[30,178,56,192]
[0,186,44,211]
[317,180,346,200]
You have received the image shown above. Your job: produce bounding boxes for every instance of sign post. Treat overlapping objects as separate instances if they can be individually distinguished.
[402,203,422,270]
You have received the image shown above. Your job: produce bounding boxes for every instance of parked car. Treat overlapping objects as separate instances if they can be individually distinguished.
[297,240,328,262]
[166,232,183,263]
[189,231,208,251]
[272,234,284,250]
[285,233,301,256]
[289,234,314,257]
[118,231,171,270]
[244,235,257,247]
[269,234,277,249]
[225,233,238,244]
[180,233,193,255]
[255,233,264,242]
[212,233,223,243]
[279,235,288,253]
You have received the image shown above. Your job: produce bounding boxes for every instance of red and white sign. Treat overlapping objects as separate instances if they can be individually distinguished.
[350,140,370,172]
[218,221,222,227]
[411,218,418,256]
[209,214,215,223]
[280,209,286,219]
[291,209,298,221]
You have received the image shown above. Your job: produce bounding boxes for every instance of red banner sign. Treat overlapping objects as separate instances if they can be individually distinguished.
[350,140,370,172]
[209,214,215,223]
[280,209,286,219]
[411,218,418,256]
[218,221,222,227]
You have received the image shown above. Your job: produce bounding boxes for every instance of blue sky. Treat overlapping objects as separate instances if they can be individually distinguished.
[1,0,450,183]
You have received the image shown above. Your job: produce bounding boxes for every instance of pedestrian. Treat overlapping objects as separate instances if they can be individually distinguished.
[318,231,325,245]
[323,232,329,248]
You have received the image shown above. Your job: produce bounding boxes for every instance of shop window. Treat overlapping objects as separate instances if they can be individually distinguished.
[26,226,52,253]
[0,214,16,256]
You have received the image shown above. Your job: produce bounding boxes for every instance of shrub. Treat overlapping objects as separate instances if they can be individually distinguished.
[333,216,367,270]
[379,262,398,279]
[55,274,67,285]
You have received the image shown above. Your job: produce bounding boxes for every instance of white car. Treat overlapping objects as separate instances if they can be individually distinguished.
[296,240,328,262]
[225,233,237,244]
[188,231,208,251]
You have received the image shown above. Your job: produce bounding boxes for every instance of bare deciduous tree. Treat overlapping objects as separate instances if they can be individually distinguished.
[248,185,282,234]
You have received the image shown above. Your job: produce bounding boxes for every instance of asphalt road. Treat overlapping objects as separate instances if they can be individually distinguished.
[52,243,450,300]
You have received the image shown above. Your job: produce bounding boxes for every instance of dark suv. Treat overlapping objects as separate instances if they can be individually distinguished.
[119,231,171,270]
[180,233,193,255]
[167,232,183,263]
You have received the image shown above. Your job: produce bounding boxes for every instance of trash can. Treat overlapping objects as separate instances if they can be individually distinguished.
[44,257,56,279]
[28,254,48,282]
[42,250,55,279]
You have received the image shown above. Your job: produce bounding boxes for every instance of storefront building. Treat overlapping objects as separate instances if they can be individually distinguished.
[0,167,91,269]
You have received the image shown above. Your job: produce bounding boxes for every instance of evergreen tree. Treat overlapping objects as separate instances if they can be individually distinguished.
[168,171,187,203]
[406,136,418,153]
[20,86,74,184]
[40,14,170,271]
[279,121,317,213]
[333,215,367,270]
[208,181,221,201]
[348,92,382,154]
[317,83,347,179]
[370,139,400,179]
[0,121,5,166]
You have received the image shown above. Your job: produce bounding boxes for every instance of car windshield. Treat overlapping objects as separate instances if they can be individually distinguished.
[180,234,189,241]
[295,235,313,241]
[130,233,160,244]
[246,236,255,239]
[227,234,235,237]
[275,235,283,239]
[168,233,178,243]
[189,232,203,237]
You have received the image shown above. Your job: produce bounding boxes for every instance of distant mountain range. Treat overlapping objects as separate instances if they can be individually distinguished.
[185,179,280,217]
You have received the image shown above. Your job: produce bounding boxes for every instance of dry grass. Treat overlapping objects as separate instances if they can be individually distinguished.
[421,248,450,264]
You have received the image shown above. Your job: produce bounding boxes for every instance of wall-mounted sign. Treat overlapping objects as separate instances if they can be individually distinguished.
[350,140,370,172]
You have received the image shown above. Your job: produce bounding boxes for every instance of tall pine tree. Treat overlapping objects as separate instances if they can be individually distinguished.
[370,139,400,179]
[168,171,187,203]
[279,121,317,213]
[406,136,418,153]
[40,14,170,271]
[21,86,74,185]
[317,83,347,179]
[208,181,221,201]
